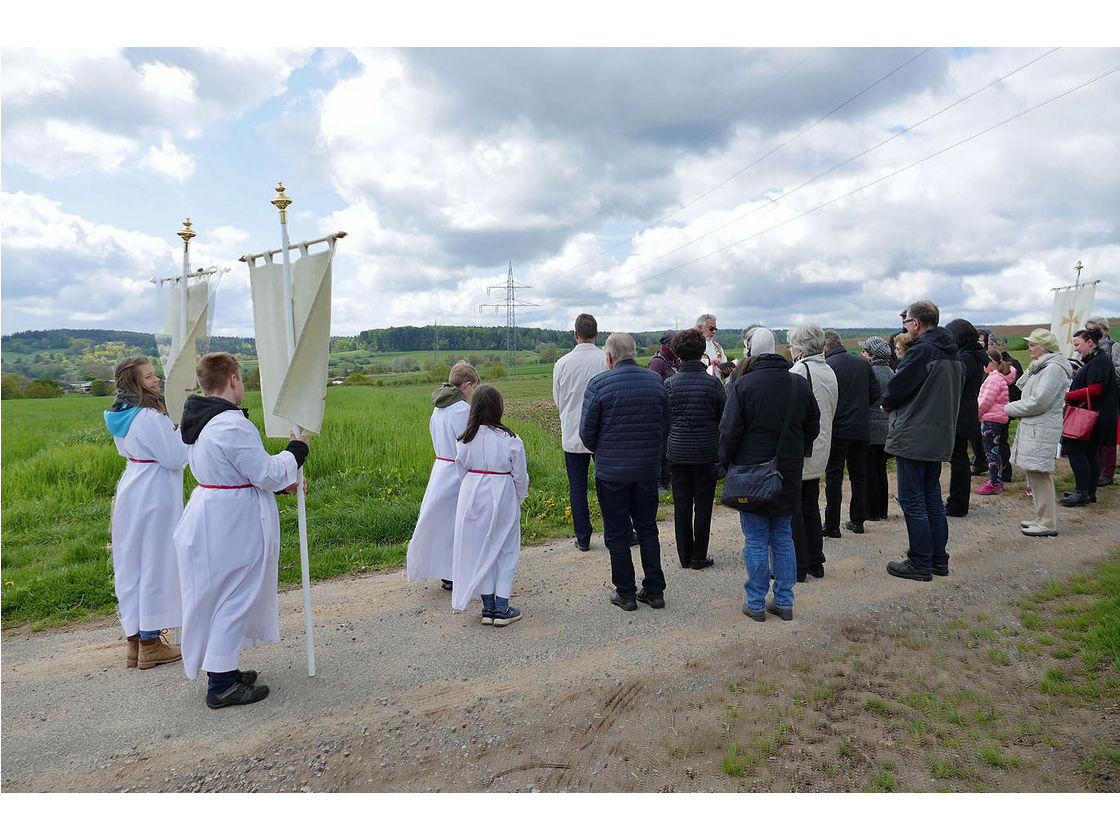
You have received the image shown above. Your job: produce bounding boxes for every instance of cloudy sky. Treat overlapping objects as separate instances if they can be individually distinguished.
[3,6,1118,339]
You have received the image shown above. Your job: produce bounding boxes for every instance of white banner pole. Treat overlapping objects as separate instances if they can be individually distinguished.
[271,182,316,678]
[177,219,195,356]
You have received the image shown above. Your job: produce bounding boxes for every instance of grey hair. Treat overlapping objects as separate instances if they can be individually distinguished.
[787,324,826,357]
[695,313,716,329]
[1086,314,1110,332]
[822,329,843,349]
[604,331,637,362]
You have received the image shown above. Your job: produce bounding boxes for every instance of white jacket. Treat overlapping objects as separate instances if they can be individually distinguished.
[791,354,838,480]
[1005,352,1073,473]
[553,343,608,453]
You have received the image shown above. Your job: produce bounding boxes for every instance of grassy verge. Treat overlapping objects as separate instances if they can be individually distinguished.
[662,548,1120,792]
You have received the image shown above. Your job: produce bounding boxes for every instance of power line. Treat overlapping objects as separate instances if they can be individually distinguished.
[625,62,1120,287]
[554,47,931,284]
[606,47,1061,283]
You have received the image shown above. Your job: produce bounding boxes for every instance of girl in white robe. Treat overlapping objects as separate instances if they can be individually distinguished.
[406,364,479,586]
[104,356,189,669]
[173,352,307,709]
[450,385,529,625]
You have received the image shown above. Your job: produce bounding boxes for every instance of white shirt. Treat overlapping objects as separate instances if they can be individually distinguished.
[553,342,608,453]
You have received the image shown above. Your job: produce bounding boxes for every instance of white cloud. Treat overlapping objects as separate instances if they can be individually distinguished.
[139,135,196,182]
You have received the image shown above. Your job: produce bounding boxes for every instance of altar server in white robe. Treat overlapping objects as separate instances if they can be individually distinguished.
[104,355,189,670]
[406,362,480,588]
[174,352,309,709]
[451,385,530,626]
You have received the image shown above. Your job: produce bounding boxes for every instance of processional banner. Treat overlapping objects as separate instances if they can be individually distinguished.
[1050,285,1096,358]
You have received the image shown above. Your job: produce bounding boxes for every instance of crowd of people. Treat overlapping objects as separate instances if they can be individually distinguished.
[104,306,1118,709]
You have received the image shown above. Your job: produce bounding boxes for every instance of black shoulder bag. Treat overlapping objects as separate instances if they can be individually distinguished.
[720,377,794,512]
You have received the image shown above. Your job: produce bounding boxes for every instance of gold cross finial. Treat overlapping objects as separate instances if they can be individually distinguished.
[1074,260,1083,281]
[177,218,196,245]
[271,182,293,223]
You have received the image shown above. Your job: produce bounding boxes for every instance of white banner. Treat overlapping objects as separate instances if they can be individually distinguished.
[157,278,215,425]
[1050,285,1096,358]
[248,243,334,438]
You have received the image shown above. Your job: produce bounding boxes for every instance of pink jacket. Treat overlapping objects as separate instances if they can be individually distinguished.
[977,368,1017,423]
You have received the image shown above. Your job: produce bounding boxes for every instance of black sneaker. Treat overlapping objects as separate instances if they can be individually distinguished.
[742,603,765,622]
[574,539,590,552]
[807,563,825,579]
[931,565,949,577]
[636,589,665,609]
[207,681,269,709]
[237,669,258,685]
[441,579,454,590]
[822,526,842,538]
[886,560,932,582]
[609,589,637,611]
[628,531,639,546]
[844,521,864,534]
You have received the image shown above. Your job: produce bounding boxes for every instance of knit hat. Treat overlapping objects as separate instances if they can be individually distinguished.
[858,335,892,360]
[745,327,776,355]
[1023,328,1059,353]
[659,329,676,347]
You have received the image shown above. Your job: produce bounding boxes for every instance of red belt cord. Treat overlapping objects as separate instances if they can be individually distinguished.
[435,456,455,462]
[127,458,157,463]
[468,469,512,475]
[198,483,253,489]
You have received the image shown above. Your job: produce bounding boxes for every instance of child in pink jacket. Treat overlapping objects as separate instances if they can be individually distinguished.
[975,349,1018,494]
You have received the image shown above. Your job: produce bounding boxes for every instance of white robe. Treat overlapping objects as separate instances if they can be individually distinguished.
[703,338,728,380]
[405,400,471,582]
[110,408,189,636]
[450,425,529,610]
[174,411,300,678]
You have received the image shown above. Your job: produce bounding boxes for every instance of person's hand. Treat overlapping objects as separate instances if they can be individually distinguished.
[282,477,308,494]
[290,431,309,446]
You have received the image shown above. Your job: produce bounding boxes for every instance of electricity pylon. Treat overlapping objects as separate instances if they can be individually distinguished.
[480,262,537,376]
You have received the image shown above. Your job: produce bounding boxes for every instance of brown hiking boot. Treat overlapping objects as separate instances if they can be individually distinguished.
[138,633,182,670]
[127,634,140,668]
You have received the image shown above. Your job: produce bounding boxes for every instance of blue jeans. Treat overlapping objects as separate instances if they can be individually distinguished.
[564,451,593,544]
[596,478,664,597]
[739,511,795,611]
[895,457,949,573]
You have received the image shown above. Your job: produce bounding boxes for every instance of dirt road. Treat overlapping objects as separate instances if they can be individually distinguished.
[3,471,1117,793]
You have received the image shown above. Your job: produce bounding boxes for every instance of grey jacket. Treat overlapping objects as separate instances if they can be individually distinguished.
[1005,352,1073,473]
[867,359,894,447]
[881,326,964,462]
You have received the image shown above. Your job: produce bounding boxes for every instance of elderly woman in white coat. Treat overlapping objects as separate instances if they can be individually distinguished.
[1005,329,1073,537]
[788,325,838,580]
[104,355,189,670]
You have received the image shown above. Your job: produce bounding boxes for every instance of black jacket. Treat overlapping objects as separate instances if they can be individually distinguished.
[824,345,881,441]
[955,341,987,438]
[580,359,670,483]
[719,354,820,516]
[664,360,726,464]
[882,326,963,462]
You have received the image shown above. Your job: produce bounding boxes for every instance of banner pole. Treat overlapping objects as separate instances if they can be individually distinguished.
[272,182,316,678]
[177,219,195,357]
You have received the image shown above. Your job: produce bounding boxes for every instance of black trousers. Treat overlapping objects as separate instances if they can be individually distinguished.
[865,443,890,520]
[791,477,825,577]
[969,427,985,469]
[1067,440,1102,494]
[669,463,716,566]
[596,478,665,597]
[945,434,973,516]
[824,438,868,529]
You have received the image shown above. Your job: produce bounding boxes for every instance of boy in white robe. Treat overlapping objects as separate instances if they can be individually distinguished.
[174,352,309,709]
[104,355,189,669]
[450,385,530,625]
[406,362,480,588]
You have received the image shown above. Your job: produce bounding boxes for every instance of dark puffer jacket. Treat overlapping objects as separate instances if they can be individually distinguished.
[824,345,881,441]
[955,341,987,438]
[718,354,821,517]
[665,360,727,465]
[867,359,894,446]
[580,359,670,483]
[882,326,963,462]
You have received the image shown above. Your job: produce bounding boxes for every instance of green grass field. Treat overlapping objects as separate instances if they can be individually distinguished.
[1,372,585,628]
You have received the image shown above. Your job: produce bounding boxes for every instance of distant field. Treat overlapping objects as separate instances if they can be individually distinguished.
[0,373,582,628]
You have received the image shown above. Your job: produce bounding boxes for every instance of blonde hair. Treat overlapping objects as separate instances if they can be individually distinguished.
[894,332,914,358]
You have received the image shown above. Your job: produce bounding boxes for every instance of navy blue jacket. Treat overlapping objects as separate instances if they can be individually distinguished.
[824,345,881,441]
[882,326,963,462]
[580,359,670,483]
[665,360,727,464]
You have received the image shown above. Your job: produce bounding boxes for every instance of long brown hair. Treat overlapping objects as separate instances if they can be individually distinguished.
[113,355,168,415]
[457,384,516,443]
[986,348,1010,375]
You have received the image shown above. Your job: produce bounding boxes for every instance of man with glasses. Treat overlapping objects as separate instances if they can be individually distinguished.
[880,301,963,581]
[697,313,734,382]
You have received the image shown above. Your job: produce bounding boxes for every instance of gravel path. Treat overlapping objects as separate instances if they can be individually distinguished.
[2,472,1117,792]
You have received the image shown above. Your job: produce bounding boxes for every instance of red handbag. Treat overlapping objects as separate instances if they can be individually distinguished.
[1062,391,1098,440]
